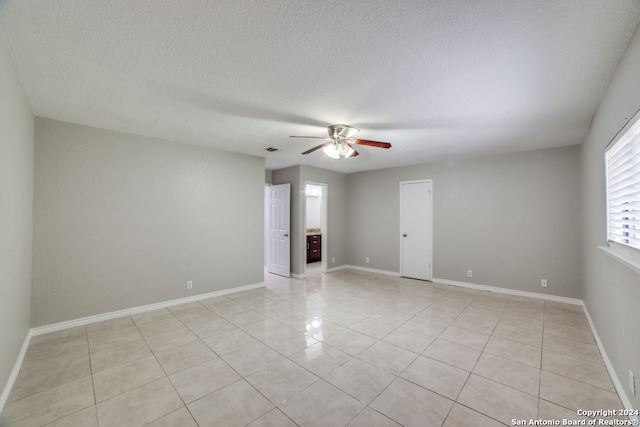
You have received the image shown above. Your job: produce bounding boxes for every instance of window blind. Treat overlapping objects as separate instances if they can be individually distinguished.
[606,118,640,250]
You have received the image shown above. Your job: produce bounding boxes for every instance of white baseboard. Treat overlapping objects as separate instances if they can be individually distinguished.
[341,265,401,277]
[0,333,31,414]
[582,305,639,425]
[30,281,264,336]
[432,277,583,305]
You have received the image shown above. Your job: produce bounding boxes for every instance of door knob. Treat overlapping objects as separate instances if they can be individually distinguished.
[402,233,407,237]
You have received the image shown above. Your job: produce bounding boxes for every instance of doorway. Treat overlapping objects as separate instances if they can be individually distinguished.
[400,179,433,280]
[304,182,328,276]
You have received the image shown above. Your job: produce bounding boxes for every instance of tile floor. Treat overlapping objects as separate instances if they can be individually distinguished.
[1,265,627,427]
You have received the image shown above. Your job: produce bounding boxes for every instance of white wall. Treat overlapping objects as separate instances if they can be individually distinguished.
[0,33,34,407]
[581,22,640,410]
[32,118,265,326]
[347,145,582,298]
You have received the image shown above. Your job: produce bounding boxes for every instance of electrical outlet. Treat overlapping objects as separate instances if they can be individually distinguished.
[630,370,636,396]
[186,280,193,290]
[467,270,472,277]
[541,279,548,287]
[365,257,370,263]
[332,257,335,263]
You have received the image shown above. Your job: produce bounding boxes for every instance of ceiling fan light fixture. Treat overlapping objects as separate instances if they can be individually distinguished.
[323,144,340,159]
[337,142,351,156]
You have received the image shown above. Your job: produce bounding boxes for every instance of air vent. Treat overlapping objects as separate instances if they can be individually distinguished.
[265,147,279,152]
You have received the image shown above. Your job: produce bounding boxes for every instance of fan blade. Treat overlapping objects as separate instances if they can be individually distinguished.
[302,143,327,155]
[346,143,359,157]
[353,139,392,149]
[337,126,359,139]
[290,135,325,139]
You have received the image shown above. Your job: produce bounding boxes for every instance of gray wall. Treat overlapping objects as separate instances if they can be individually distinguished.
[0,34,33,404]
[347,145,582,298]
[271,165,348,276]
[32,119,265,326]
[581,23,640,409]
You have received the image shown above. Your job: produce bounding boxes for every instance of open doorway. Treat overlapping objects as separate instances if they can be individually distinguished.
[304,182,328,276]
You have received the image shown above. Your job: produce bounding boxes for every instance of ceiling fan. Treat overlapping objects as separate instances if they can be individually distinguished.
[290,124,392,159]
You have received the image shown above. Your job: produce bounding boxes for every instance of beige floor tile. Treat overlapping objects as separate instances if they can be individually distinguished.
[146,407,198,427]
[96,378,183,427]
[304,319,350,341]
[325,358,396,404]
[87,326,144,354]
[89,339,152,373]
[370,377,454,427]
[143,326,200,352]
[279,380,365,427]
[262,329,318,356]
[3,375,94,427]
[542,335,602,363]
[543,320,595,344]
[5,271,623,427]
[539,370,622,412]
[415,305,462,323]
[473,352,540,396]
[188,379,274,427]
[457,374,538,425]
[439,325,490,350]
[323,329,377,356]
[247,408,298,427]
[8,351,91,402]
[401,355,470,400]
[93,354,165,402]
[44,406,98,427]
[220,342,288,376]
[221,310,267,328]
[186,317,238,339]
[503,301,545,321]
[136,316,185,337]
[346,407,401,427]
[403,316,448,336]
[26,329,89,361]
[484,335,542,368]
[203,328,258,356]
[443,402,507,427]
[492,323,542,347]
[542,349,614,391]
[382,326,437,353]
[321,309,366,327]
[288,342,352,377]
[349,317,397,339]
[245,358,319,404]
[423,338,481,371]
[154,340,217,375]
[357,340,418,375]
[537,399,590,423]
[85,316,135,335]
[169,358,241,403]
[498,313,544,333]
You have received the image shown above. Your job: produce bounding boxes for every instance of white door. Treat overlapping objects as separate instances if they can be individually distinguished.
[400,180,433,280]
[267,183,291,277]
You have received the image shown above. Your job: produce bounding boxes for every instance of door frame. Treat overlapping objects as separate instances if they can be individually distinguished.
[304,181,328,276]
[399,179,433,280]
[265,183,291,277]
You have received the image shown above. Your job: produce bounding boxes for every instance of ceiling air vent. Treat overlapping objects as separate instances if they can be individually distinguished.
[265,147,279,152]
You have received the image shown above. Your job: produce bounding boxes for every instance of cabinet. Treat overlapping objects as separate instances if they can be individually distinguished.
[306,234,321,263]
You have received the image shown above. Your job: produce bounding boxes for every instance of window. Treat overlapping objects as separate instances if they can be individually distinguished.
[606,111,640,251]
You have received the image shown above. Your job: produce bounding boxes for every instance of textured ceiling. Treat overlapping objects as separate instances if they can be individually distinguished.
[1,1,640,173]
